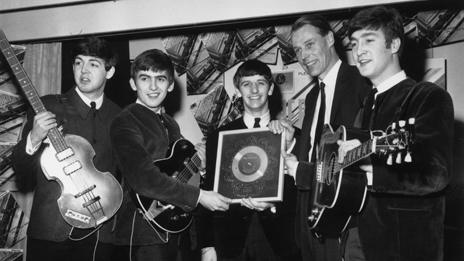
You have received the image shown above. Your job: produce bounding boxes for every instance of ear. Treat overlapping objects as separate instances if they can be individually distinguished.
[235,88,242,97]
[268,83,275,96]
[390,37,401,54]
[326,31,335,47]
[167,81,174,92]
[129,78,137,91]
[105,66,115,79]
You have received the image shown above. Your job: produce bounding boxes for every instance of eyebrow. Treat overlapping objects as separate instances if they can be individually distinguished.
[352,31,379,40]
[75,56,103,65]
[137,72,168,78]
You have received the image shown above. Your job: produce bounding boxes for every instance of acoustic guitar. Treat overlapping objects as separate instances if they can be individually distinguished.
[0,30,123,229]
[308,120,414,237]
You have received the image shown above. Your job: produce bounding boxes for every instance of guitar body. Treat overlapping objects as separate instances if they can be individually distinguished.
[40,134,123,229]
[134,139,201,233]
[308,125,367,237]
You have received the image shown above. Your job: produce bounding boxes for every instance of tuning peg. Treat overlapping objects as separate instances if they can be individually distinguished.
[399,120,405,128]
[387,154,393,165]
[405,151,412,163]
[395,152,402,164]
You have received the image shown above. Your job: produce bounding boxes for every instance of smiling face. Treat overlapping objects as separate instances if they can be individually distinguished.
[237,74,274,116]
[291,24,336,79]
[350,28,401,85]
[73,54,114,100]
[130,70,174,111]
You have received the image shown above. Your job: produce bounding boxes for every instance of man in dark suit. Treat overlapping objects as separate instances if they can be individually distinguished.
[197,59,300,261]
[269,14,370,260]
[109,49,231,261]
[12,37,122,261]
[338,6,454,261]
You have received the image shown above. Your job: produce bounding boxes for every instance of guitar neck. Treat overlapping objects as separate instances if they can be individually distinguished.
[338,139,376,171]
[0,31,68,153]
[176,152,202,183]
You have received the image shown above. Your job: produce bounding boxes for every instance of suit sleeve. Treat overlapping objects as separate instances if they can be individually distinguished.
[110,115,200,212]
[195,129,219,249]
[371,85,454,195]
[12,109,39,192]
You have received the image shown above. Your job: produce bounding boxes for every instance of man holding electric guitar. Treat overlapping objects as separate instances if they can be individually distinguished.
[110,49,231,261]
[11,37,122,261]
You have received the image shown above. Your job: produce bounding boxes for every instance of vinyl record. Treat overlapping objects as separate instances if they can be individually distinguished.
[231,145,268,182]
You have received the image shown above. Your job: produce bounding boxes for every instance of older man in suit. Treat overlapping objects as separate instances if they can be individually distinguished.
[269,14,370,260]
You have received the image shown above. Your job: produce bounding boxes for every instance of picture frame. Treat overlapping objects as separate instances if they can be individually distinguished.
[213,128,285,203]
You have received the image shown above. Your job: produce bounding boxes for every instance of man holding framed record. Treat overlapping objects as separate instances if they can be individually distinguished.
[196,59,301,261]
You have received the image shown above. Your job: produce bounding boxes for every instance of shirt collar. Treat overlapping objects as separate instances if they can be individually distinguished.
[136,99,163,114]
[243,110,270,129]
[319,59,341,89]
[374,70,407,96]
[75,87,104,109]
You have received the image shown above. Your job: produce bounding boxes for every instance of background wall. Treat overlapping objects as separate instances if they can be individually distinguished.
[1,0,463,260]
[0,0,422,42]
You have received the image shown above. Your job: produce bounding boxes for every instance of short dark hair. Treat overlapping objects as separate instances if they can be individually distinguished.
[233,59,273,89]
[347,6,404,55]
[291,14,333,37]
[130,49,175,82]
[72,36,117,71]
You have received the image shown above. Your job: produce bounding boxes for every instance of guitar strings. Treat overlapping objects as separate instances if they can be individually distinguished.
[2,41,105,225]
[176,153,202,182]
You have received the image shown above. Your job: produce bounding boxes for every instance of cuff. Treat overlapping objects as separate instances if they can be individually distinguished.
[26,132,40,155]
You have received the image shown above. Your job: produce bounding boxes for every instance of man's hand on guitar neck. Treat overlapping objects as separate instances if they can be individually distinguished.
[337,139,361,163]
[27,111,57,154]
[337,139,373,184]
[198,190,231,212]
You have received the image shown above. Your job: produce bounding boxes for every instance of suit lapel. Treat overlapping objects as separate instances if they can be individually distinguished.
[330,63,347,123]
[298,86,319,159]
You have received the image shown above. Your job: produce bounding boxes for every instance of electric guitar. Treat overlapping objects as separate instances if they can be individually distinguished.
[133,138,202,233]
[308,119,414,237]
[0,30,123,229]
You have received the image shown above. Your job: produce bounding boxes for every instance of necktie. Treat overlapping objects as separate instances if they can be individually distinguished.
[311,81,325,162]
[253,117,261,128]
[362,88,378,129]
[90,101,97,144]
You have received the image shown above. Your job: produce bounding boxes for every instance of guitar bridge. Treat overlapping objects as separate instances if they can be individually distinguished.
[316,162,323,182]
[74,184,97,198]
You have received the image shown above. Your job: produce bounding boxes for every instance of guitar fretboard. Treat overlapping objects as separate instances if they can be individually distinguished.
[0,31,69,153]
[177,153,202,183]
[340,139,375,170]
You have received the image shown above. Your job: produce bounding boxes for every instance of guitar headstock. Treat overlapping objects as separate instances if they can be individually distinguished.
[375,118,415,165]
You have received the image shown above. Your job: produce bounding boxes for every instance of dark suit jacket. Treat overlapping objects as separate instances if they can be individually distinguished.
[110,103,200,245]
[12,89,121,243]
[292,62,370,259]
[355,79,453,261]
[196,117,299,258]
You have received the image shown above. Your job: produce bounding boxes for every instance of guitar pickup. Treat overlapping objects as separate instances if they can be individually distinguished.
[63,161,82,175]
[74,184,97,198]
[56,148,74,161]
